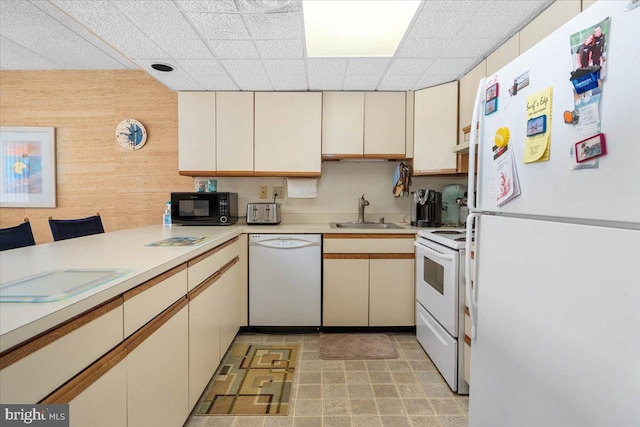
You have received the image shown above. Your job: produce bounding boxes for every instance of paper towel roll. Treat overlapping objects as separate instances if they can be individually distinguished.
[287,178,318,198]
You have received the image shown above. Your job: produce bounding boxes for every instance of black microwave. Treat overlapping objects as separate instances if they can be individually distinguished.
[170,192,238,225]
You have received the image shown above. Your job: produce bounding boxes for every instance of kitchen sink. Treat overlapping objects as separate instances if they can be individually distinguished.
[330,222,404,230]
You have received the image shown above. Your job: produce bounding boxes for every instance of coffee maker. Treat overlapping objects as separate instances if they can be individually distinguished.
[410,189,442,227]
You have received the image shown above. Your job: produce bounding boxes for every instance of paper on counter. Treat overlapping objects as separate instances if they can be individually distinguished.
[287,178,318,198]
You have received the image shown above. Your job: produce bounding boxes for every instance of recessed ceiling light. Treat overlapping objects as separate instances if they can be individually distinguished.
[151,63,174,72]
[303,0,421,57]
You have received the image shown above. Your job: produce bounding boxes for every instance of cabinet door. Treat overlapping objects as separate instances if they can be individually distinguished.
[216,92,254,175]
[178,92,216,174]
[364,92,406,158]
[413,82,459,174]
[219,262,241,353]
[322,92,364,158]
[188,281,222,409]
[254,92,322,176]
[323,258,369,326]
[369,257,415,326]
[458,61,486,146]
[127,304,189,427]
[68,358,127,427]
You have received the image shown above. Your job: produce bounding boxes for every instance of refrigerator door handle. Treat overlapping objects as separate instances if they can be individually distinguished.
[465,212,481,339]
[467,77,486,213]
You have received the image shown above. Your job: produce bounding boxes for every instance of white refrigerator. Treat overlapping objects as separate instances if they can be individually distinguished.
[465,1,640,426]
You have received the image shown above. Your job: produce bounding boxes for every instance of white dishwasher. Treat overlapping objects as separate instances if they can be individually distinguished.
[249,234,321,326]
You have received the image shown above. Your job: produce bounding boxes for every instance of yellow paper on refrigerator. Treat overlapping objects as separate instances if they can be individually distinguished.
[524,87,553,163]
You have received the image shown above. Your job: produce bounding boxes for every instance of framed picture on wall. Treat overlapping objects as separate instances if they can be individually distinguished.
[0,126,56,208]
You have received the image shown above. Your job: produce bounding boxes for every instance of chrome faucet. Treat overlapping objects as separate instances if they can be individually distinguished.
[358,194,370,223]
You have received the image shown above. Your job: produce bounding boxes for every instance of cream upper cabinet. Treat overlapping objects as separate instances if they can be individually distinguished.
[322,91,365,158]
[254,92,322,176]
[216,92,254,175]
[178,92,216,174]
[486,33,520,77]
[364,92,406,158]
[519,0,581,53]
[413,81,459,174]
[458,60,486,146]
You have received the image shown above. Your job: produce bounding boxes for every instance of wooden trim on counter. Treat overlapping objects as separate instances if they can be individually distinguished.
[252,171,321,178]
[369,253,414,260]
[361,154,406,159]
[123,263,187,302]
[324,253,414,260]
[323,234,414,239]
[0,297,123,370]
[40,346,127,404]
[123,296,188,354]
[413,168,459,175]
[324,254,369,260]
[188,257,239,301]
[464,335,472,346]
[187,236,239,267]
[179,171,217,177]
[322,154,364,160]
[215,170,255,177]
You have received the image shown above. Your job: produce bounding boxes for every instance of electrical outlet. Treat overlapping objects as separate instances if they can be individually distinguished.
[259,186,268,199]
[273,187,284,199]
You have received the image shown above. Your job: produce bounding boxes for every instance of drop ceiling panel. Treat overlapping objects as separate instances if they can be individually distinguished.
[1,0,556,91]
[208,40,259,58]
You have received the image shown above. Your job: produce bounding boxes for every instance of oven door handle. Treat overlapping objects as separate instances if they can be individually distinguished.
[414,242,454,261]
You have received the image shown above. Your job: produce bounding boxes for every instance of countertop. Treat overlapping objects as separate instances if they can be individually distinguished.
[0,222,419,352]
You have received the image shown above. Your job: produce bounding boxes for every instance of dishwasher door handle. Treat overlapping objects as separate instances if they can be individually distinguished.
[251,238,320,249]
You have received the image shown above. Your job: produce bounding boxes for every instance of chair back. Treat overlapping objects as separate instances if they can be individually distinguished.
[49,214,105,241]
[0,220,36,251]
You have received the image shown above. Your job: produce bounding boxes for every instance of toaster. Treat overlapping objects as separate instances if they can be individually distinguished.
[246,203,281,225]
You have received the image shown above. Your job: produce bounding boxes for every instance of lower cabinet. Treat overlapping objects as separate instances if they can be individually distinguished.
[127,301,189,427]
[323,235,415,327]
[67,355,128,427]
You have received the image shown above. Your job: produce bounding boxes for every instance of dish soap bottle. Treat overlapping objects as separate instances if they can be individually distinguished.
[163,201,171,226]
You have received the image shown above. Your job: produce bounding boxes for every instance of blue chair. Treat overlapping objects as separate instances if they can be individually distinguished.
[0,219,36,251]
[49,214,104,241]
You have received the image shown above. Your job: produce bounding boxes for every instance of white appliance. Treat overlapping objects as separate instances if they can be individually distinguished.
[465,2,640,426]
[415,228,469,394]
[249,234,321,326]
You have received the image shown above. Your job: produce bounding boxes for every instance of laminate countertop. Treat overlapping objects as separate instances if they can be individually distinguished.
[0,223,419,352]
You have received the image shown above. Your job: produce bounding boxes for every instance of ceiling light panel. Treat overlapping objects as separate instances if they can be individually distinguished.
[304,0,421,57]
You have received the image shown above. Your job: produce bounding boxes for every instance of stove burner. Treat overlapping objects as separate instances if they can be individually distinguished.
[432,230,464,235]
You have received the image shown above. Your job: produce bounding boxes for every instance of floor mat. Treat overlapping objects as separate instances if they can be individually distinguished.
[195,343,298,416]
[319,333,399,360]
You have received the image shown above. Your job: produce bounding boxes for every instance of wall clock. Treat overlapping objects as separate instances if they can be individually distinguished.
[116,118,147,150]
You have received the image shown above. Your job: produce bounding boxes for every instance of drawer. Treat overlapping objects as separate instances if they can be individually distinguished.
[416,302,457,391]
[323,236,414,254]
[0,300,124,404]
[124,265,188,337]
[188,237,239,291]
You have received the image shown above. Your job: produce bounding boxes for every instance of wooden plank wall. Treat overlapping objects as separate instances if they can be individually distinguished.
[0,70,193,243]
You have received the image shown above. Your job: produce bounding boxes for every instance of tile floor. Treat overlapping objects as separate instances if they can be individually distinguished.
[184,332,468,427]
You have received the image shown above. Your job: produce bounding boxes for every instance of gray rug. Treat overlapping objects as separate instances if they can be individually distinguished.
[319,333,399,360]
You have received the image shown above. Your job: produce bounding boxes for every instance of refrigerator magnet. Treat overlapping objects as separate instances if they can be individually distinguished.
[526,115,547,137]
[486,83,499,101]
[485,98,498,115]
[575,133,607,163]
[563,109,580,125]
